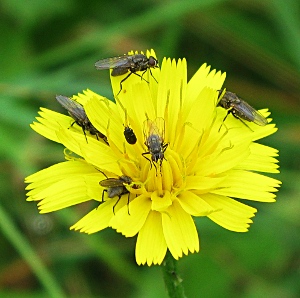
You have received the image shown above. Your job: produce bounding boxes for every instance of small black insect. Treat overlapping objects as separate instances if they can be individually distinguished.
[124,125,137,145]
[218,90,268,129]
[56,95,108,144]
[95,54,159,95]
[99,174,132,214]
[142,117,168,171]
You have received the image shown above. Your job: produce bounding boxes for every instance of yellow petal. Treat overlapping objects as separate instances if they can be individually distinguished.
[185,176,226,192]
[194,140,251,176]
[185,63,225,113]
[70,202,114,234]
[202,193,257,232]
[84,94,123,149]
[211,169,280,202]
[36,176,90,213]
[162,200,199,259]
[178,190,216,216]
[236,152,279,173]
[156,58,187,145]
[26,161,97,193]
[84,173,107,202]
[136,211,167,266]
[151,190,173,212]
[110,194,151,237]
[31,108,72,142]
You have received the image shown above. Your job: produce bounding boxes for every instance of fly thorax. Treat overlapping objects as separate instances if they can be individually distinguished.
[120,176,132,184]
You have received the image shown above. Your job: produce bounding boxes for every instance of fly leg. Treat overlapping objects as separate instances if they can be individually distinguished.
[142,151,153,170]
[116,72,132,96]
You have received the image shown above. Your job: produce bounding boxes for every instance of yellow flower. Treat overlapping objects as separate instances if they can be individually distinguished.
[25,50,281,266]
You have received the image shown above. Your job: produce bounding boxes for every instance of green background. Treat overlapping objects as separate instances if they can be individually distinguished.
[0,0,299,297]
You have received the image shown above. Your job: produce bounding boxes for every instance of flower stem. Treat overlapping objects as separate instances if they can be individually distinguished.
[162,251,187,298]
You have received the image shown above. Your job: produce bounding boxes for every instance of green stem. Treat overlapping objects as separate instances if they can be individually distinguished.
[162,251,187,298]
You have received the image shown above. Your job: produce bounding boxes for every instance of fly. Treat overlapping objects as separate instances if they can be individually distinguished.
[99,174,132,214]
[142,117,168,171]
[56,95,108,144]
[218,90,268,129]
[95,54,159,95]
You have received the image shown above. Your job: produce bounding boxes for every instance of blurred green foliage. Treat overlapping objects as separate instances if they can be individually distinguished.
[0,0,299,297]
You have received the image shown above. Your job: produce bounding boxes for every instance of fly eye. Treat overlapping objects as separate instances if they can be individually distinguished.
[148,56,158,67]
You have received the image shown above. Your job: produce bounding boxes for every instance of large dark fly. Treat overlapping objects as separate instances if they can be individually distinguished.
[218,90,268,128]
[56,95,108,144]
[99,174,132,214]
[142,117,168,171]
[95,54,159,95]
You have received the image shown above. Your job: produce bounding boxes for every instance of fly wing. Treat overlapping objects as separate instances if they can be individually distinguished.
[56,95,87,122]
[143,119,155,142]
[95,55,132,70]
[238,100,268,126]
[143,118,165,142]
[99,178,124,187]
[152,117,165,141]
